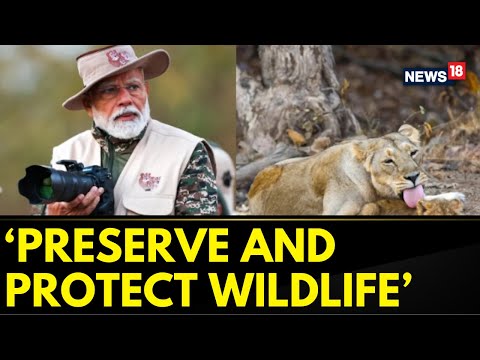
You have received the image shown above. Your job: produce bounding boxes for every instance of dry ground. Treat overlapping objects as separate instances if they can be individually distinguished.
[423,165,480,215]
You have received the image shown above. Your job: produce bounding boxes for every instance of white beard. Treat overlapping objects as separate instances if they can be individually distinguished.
[93,100,151,139]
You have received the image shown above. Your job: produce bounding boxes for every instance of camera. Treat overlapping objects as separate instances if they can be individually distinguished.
[18,160,114,215]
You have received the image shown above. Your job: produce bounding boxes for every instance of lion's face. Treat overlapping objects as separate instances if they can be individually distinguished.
[357,124,428,200]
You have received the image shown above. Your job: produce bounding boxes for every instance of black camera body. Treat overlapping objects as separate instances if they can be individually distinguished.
[18,160,114,215]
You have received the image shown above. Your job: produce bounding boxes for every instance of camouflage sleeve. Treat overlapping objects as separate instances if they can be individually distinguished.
[175,142,218,215]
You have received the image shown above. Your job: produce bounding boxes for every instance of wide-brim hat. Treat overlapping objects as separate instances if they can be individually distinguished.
[63,45,170,111]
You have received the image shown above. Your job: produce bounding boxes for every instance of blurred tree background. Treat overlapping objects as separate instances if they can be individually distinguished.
[0,45,235,215]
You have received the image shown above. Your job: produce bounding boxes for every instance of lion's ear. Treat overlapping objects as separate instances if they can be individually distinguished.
[398,124,421,146]
[352,141,367,162]
[353,140,375,171]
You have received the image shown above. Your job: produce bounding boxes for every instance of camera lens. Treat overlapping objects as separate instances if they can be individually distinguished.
[39,177,54,200]
[18,165,96,204]
[18,160,114,215]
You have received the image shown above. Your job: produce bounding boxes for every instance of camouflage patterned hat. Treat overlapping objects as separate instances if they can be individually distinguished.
[63,45,170,111]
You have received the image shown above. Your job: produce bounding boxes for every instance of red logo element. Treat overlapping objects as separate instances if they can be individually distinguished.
[139,173,161,191]
[106,49,131,67]
[447,62,466,80]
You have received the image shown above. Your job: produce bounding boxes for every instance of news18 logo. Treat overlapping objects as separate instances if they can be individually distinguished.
[403,62,466,86]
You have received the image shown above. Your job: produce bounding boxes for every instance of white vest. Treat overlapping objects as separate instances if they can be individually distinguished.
[51,119,214,215]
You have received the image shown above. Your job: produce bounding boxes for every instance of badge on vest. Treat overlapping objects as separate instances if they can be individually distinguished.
[139,172,161,191]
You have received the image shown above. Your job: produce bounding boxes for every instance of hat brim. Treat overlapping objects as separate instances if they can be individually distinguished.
[62,49,170,111]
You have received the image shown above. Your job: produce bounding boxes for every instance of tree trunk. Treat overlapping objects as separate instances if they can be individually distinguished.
[236,45,362,158]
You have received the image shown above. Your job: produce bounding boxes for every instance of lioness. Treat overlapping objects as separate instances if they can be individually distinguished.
[248,124,464,215]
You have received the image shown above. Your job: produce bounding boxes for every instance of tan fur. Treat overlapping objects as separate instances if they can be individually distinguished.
[416,197,464,215]
[248,166,283,199]
[248,124,444,215]
[360,197,464,215]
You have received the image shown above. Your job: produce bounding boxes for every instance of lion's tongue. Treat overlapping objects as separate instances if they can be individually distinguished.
[403,185,425,208]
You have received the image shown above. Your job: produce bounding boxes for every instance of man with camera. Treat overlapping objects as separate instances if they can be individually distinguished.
[42,45,218,216]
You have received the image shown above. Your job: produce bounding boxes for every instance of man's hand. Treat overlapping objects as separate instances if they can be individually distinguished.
[46,186,104,215]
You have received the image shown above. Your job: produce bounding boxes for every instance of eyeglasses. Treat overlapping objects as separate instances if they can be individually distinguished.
[91,82,146,101]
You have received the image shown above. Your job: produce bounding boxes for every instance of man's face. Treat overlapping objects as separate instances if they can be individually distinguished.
[85,68,151,139]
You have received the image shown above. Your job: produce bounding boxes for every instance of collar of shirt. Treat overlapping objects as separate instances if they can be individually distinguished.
[91,122,146,154]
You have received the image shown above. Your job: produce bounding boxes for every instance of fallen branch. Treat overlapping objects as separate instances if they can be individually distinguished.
[236,143,305,189]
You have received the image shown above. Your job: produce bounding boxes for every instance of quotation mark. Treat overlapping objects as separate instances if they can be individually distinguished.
[5,228,14,243]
